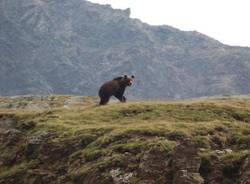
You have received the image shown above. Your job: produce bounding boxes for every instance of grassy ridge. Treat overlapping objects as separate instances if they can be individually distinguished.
[0,96,249,183]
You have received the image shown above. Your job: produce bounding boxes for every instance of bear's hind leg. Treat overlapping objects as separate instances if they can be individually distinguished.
[99,97,110,105]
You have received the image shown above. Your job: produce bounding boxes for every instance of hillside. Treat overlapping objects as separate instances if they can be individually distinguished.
[0,96,250,183]
[0,0,250,98]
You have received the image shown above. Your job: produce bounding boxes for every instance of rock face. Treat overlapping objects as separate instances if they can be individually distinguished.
[0,0,250,98]
[138,146,170,184]
[205,156,224,184]
[172,140,204,184]
[240,157,250,184]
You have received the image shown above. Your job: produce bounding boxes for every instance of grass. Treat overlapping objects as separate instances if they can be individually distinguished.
[0,96,250,183]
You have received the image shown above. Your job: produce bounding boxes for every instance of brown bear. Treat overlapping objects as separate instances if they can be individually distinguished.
[98,75,135,105]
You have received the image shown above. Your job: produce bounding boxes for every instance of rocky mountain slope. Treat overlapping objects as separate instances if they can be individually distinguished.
[0,0,250,98]
[0,96,250,183]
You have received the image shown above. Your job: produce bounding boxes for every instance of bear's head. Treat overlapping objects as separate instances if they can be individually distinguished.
[118,75,135,87]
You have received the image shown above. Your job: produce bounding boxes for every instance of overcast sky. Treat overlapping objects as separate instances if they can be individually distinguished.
[89,0,250,47]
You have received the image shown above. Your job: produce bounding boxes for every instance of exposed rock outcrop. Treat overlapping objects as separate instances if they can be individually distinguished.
[172,140,204,184]
[138,146,171,184]
[240,157,250,184]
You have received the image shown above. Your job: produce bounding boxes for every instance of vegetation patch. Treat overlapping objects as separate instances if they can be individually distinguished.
[0,96,250,183]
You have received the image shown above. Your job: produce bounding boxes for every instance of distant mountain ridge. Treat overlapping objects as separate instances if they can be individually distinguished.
[0,0,250,98]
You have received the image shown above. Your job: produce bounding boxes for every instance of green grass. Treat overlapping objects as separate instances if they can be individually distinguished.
[0,96,250,183]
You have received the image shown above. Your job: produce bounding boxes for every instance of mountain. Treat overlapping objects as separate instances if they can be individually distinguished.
[0,0,250,98]
[0,96,250,183]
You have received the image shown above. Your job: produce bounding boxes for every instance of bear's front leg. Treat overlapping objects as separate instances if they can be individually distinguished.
[114,94,126,103]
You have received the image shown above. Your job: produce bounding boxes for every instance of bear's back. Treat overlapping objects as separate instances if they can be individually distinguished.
[99,79,120,97]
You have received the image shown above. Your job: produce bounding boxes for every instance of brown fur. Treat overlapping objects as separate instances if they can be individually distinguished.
[98,75,134,105]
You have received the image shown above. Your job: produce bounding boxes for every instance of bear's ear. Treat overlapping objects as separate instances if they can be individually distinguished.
[131,75,135,79]
[124,75,128,79]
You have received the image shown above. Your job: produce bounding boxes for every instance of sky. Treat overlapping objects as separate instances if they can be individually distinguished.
[89,0,250,47]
